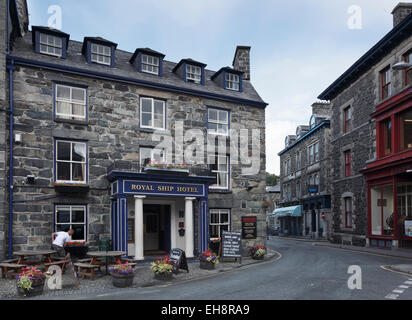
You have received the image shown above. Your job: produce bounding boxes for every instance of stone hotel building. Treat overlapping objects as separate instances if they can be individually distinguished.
[0,0,268,260]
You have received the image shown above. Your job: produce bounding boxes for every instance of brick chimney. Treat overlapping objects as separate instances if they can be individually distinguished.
[392,2,412,27]
[233,46,251,81]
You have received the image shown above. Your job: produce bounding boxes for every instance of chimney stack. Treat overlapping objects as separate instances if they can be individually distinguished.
[392,2,412,27]
[233,46,251,81]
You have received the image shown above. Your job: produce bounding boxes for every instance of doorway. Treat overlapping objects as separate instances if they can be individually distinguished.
[143,204,171,255]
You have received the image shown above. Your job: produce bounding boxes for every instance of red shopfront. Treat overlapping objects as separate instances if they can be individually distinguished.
[362,86,412,248]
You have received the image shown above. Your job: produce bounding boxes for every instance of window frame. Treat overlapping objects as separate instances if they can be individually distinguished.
[207,108,230,137]
[54,204,88,241]
[344,197,353,228]
[209,154,230,190]
[54,83,88,122]
[186,64,202,84]
[141,54,160,75]
[343,106,352,133]
[90,43,112,66]
[344,150,351,177]
[55,139,88,184]
[139,147,166,169]
[39,33,63,58]
[139,97,166,130]
[380,66,392,100]
[225,73,240,91]
[404,49,412,86]
[209,209,231,240]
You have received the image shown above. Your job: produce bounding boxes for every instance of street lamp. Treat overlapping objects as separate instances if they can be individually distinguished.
[392,61,412,71]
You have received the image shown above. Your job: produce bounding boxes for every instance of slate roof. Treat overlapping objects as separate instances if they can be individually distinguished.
[9,31,267,107]
[266,185,280,193]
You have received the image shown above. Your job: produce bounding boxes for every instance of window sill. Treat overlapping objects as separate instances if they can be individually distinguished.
[139,127,170,134]
[54,184,90,193]
[54,118,88,126]
[209,189,232,194]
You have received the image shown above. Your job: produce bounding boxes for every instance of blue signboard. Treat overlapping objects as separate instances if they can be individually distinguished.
[123,180,205,197]
[308,185,319,193]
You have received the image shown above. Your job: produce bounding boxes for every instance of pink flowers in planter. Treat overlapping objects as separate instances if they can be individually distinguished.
[146,160,188,170]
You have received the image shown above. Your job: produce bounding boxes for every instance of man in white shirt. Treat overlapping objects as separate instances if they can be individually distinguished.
[51,229,74,257]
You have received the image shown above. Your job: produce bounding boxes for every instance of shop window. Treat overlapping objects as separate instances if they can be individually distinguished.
[344,150,351,177]
[400,108,412,151]
[55,205,87,241]
[371,184,394,236]
[344,197,353,228]
[397,183,412,219]
[140,97,166,130]
[55,84,87,121]
[380,66,392,100]
[209,155,229,190]
[382,118,392,155]
[209,209,230,240]
[55,140,87,183]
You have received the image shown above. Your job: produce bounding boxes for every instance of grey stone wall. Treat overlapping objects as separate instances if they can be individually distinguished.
[329,34,412,246]
[0,0,8,260]
[9,65,267,254]
[233,46,251,81]
[392,3,412,27]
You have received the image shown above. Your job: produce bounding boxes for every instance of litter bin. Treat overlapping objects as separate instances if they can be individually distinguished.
[99,238,111,251]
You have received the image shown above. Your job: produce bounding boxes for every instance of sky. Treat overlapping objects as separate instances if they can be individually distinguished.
[27,0,404,175]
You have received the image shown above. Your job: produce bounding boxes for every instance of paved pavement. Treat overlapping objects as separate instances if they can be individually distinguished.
[37,237,412,300]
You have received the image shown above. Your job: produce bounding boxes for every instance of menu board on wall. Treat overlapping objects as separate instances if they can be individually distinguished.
[405,221,412,237]
[242,216,257,239]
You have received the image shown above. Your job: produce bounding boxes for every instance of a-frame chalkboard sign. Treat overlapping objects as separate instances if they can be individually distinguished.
[63,252,79,289]
[169,248,189,274]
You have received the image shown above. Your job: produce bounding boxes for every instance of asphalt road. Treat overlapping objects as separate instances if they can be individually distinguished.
[63,238,412,300]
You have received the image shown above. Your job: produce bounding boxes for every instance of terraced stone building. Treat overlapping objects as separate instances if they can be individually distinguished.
[0,0,268,260]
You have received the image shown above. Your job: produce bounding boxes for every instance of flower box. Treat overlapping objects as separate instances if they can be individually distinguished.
[54,183,90,194]
[64,241,88,258]
[143,167,189,175]
[110,263,136,288]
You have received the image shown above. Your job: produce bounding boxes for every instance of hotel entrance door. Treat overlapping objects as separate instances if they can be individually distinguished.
[143,204,171,254]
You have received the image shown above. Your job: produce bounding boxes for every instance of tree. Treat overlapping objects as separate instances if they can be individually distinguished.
[266,173,279,186]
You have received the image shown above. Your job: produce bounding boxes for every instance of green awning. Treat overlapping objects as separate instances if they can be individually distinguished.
[274,205,302,217]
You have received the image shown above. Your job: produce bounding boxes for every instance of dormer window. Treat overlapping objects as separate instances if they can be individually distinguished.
[173,59,206,85]
[39,33,63,57]
[225,73,240,91]
[309,115,317,130]
[142,54,159,75]
[82,37,117,68]
[32,26,70,59]
[91,43,111,66]
[186,65,202,84]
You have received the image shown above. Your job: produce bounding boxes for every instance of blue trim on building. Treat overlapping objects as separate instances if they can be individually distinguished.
[7,56,268,108]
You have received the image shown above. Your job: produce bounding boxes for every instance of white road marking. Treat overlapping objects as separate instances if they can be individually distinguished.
[385,293,399,300]
[405,281,412,285]
[399,285,409,289]
[393,289,404,294]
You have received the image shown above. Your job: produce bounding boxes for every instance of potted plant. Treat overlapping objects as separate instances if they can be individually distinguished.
[64,241,88,259]
[249,246,266,260]
[199,250,219,270]
[150,256,173,280]
[109,262,135,288]
[16,267,48,297]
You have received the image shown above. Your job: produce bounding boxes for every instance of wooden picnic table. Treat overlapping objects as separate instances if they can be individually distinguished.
[13,250,58,265]
[87,251,126,275]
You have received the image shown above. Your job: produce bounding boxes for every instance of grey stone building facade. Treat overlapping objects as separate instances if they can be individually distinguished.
[0,0,268,260]
[318,3,412,247]
[277,102,332,239]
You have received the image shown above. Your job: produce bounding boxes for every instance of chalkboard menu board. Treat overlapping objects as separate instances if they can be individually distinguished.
[242,216,257,239]
[169,248,189,273]
[221,231,242,263]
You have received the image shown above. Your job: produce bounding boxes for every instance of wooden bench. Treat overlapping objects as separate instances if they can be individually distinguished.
[1,259,19,264]
[74,263,100,280]
[0,263,27,279]
[44,261,67,273]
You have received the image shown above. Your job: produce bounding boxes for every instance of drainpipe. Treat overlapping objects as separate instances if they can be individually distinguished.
[7,58,15,259]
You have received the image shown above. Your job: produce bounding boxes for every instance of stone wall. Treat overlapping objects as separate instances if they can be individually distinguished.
[9,65,267,254]
[329,34,412,246]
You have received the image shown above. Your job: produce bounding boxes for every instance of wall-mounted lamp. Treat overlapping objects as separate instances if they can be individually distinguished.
[392,61,412,71]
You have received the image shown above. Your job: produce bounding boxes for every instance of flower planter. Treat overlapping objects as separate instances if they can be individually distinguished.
[16,280,45,298]
[154,272,173,281]
[252,255,264,260]
[111,273,135,288]
[54,185,90,194]
[143,167,189,176]
[64,246,88,259]
[200,260,215,270]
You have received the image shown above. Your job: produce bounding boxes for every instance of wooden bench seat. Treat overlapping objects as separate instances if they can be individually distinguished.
[1,259,18,264]
[0,263,27,279]
[74,263,100,280]
[44,261,67,273]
